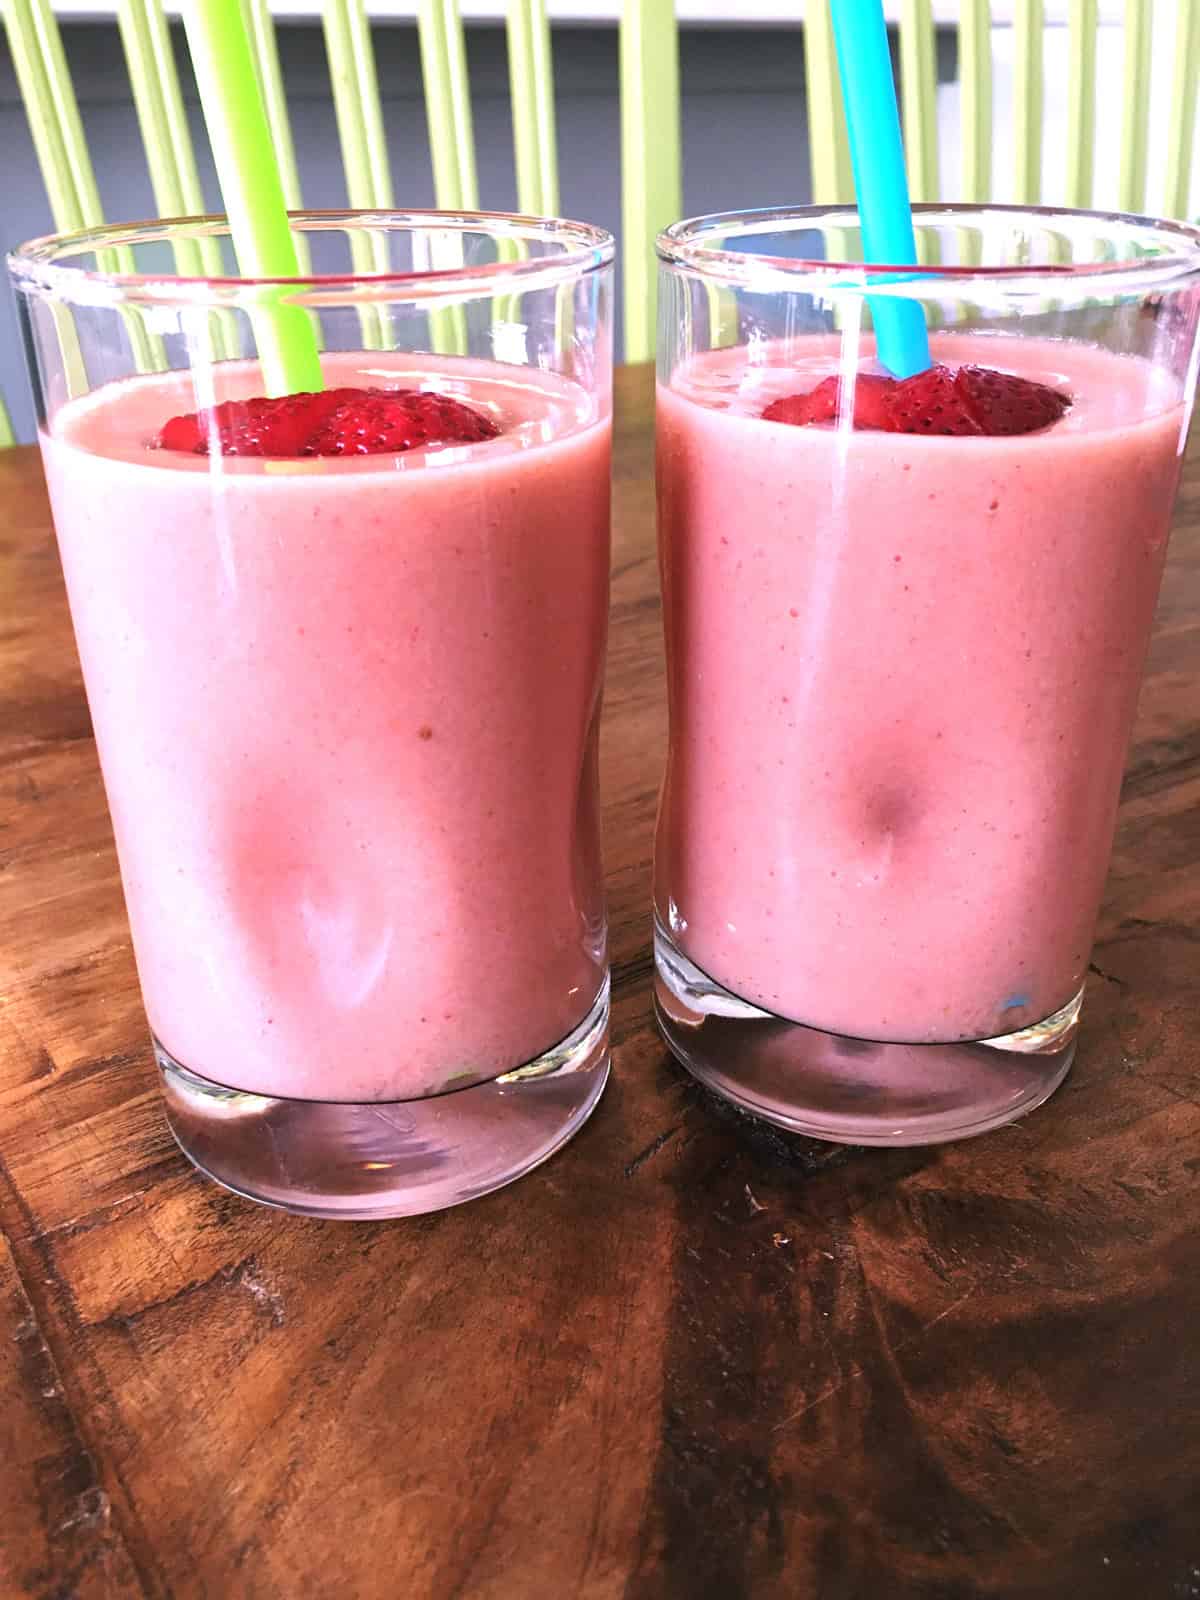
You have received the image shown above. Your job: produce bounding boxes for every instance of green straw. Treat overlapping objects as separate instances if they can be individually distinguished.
[182,0,322,395]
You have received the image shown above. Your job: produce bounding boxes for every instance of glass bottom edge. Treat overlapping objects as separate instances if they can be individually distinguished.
[653,918,1078,1147]
[156,979,610,1218]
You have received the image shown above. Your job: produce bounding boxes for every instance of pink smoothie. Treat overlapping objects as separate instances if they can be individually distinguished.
[43,354,611,1100]
[655,334,1187,1043]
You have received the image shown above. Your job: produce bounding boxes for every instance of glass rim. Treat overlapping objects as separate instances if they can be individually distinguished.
[657,203,1200,295]
[7,209,616,308]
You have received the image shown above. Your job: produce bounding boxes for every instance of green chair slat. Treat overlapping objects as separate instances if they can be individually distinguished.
[804,0,853,204]
[415,0,480,353]
[117,0,230,352]
[1013,0,1045,204]
[620,0,681,365]
[4,0,96,231]
[116,0,216,281]
[508,0,559,217]
[31,0,103,226]
[418,0,480,211]
[1118,0,1154,214]
[324,0,394,212]
[1065,0,1098,209]
[900,0,940,204]
[1165,0,1199,219]
[5,0,155,396]
[323,0,392,347]
[958,0,992,204]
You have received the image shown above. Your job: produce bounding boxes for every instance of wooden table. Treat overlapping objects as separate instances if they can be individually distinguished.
[2,365,1198,1600]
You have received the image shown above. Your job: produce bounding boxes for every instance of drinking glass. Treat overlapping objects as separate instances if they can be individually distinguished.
[654,204,1200,1144]
[11,210,614,1214]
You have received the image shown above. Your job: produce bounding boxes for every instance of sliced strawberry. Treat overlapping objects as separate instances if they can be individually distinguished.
[886,363,1070,436]
[761,372,896,431]
[850,373,897,431]
[885,366,982,435]
[156,386,500,458]
[955,364,1071,436]
[762,383,835,427]
[760,361,1072,440]
[157,390,350,456]
[309,389,500,456]
[157,412,206,453]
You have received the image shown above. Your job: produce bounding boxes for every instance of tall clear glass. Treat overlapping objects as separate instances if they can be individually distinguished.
[654,204,1200,1145]
[11,211,614,1215]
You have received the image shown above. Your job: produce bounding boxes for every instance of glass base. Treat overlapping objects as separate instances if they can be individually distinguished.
[654,917,1079,1146]
[156,980,610,1218]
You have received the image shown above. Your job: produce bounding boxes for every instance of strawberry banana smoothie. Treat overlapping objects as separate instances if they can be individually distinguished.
[43,353,611,1103]
[656,334,1186,1045]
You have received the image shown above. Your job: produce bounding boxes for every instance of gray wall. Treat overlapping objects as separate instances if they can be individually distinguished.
[1,21,950,441]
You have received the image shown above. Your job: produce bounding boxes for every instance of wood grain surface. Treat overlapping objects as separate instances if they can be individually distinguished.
[1,364,1198,1599]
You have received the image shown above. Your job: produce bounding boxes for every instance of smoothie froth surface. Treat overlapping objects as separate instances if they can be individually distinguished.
[675,332,1183,434]
[56,353,594,468]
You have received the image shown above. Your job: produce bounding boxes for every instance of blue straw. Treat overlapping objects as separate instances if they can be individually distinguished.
[829,0,931,377]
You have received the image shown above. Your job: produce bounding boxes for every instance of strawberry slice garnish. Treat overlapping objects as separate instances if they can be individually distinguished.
[156,386,500,458]
[953,364,1071,435]
[762,372,897,431]
[761,385,837,428]
[850,373,897,432]
[157,390,349,456]
[310,389,500,456]
[885,366,983,435]
[760,362,1070,438]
